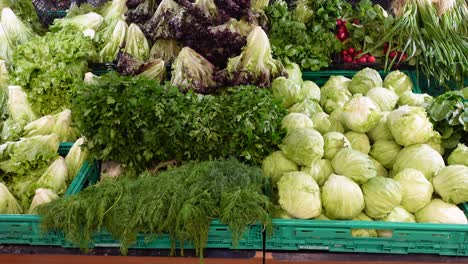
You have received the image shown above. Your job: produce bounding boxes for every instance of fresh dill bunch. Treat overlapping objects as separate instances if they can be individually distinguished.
[39,159,271,259]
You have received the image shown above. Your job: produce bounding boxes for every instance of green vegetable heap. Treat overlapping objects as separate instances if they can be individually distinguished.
[265,66,468,227]
[73,72,287,171]
[40,159,271,258]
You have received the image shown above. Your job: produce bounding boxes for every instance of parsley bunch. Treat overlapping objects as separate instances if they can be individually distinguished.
[72,72,287,171]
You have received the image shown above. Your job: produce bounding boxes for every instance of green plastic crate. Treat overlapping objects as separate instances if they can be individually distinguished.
[0,142,100,245]
[266,204,468,256]
[63,221,263,250]
[302,70,421,94]
[417,74,467,96]
[61,163,264,250]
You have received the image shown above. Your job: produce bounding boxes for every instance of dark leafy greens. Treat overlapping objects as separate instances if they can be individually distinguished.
[72,72,287,172]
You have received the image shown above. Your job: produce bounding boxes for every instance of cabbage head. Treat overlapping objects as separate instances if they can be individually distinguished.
[51,12,104,32]
[278,171,321,219]
[289,99,323,117]
[123,23,149,60]
[65,138,88,181]
[1,8,35,45]
[301,159,334,186]
[393,144,445,181]
[0,182,23,214]
[301,81,320,101]
[284,63,303,84]
[433,165,468,204]
[35,157,68,195]
[328,108,346,133]
[393,169,433,213]
[27,188,58,214]
[424,131,444,155]
[398,91,432,107]
[362,176,402,219]
[311,112,331,134]
[378,207,415,237]
[323,132,351,160]
[22,115,55,138]
[53,109,78,142]
[281,113,314,134]
[387,105,433,146]
[262,151,298,183]
[319,76,352,114]
[369,140,402,169]
[448,144,468,166]
[351,213,378,237]
[366,87,398,111]
[332,148,376,184]
[344,131,371,154]
[321,174,365,219]
[342,94,382,133]
[371,158,388,177]
[415,199,468,224]
[272,76,302,108]
[8,85,37,124]
[279,128,324,166]
[367,111,393,142]
[383,71,413,96]
[349,68,383,95]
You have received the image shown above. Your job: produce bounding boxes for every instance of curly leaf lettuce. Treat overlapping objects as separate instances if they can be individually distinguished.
[11,27,97,115]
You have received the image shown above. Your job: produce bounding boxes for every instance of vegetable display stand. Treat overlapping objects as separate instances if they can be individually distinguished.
[265,204,468,256]
[302,70,421,93]
[62,221,264,251]
[0,143,100,246]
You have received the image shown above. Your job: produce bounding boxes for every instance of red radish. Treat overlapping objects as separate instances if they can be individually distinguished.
[358,56,367,63]
[336,19,343,27]
[389,51,397,58]
[353,19,360,24]
[401,54,408,61]
[383,42,389,49]
[344,56,353,63]
[367,56,376,63]
[338,32,346,40]
[342,50,348,56]
[357,50,363,55]
[348,47,355,54]
[352,59,358,64]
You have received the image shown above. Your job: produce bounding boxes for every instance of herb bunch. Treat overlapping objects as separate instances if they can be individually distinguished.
[72,72,287,171]
[39,159,271,259]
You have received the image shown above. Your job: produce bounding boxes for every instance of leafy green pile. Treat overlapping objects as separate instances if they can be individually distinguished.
[345,0,394,53]
[426,91,467,151]
[265,0,349,71]
[10,26,97,115]
[72,72,287,171]
[39,159,271,258]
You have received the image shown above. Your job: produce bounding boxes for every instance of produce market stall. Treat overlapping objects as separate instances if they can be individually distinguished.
[0,0,467,263]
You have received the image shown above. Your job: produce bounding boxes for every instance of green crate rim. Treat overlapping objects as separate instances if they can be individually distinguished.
[0,142,97,246]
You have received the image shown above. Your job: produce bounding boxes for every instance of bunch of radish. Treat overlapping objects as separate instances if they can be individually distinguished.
[341,47,376,64]
[335,19,349,42]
